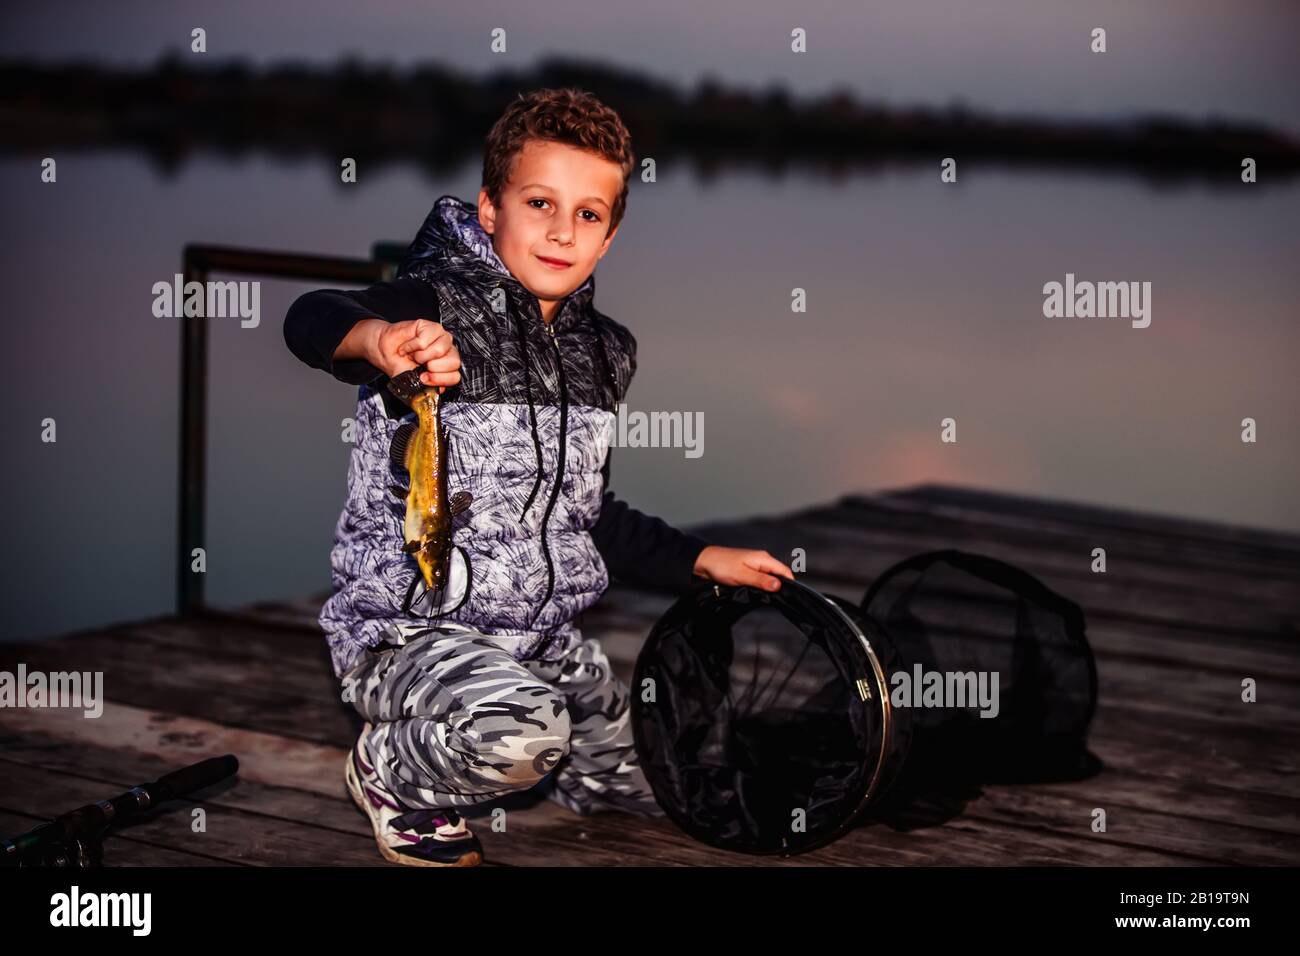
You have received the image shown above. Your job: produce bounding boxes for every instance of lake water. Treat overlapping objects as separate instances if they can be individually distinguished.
[3,153,1296,642]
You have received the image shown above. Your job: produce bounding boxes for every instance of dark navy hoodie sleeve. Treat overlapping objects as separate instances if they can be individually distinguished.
[589,450,711,594]
[283,276,442,386]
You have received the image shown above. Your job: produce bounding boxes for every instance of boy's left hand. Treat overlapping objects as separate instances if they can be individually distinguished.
[693,545,795,592]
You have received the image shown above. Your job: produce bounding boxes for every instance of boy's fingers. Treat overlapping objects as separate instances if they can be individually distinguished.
[745,553,793,590]
[414,320,447,343]
[750,552,793,578]
[407,340,455,365]
[398,321,447,353]
[419,352,460,375]
[420,370,461,387]
[746,570,783,591]
[728,560,771,591]
[398,333,433,356]
[402,325,451,355]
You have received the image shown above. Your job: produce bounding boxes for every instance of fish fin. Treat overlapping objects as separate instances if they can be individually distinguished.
[401,540,421,554]
[388,484,409,500]
[449,491,473,517]
[390,423,417,471]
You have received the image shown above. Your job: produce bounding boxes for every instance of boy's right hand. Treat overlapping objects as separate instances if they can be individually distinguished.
[365,318,461,394]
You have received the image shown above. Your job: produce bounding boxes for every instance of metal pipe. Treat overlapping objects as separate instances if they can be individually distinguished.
[177,244,392,615]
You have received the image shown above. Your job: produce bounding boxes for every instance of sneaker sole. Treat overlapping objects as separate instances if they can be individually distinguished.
[344,751,483,867]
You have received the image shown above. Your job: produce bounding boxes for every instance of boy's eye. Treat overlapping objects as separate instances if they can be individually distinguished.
[527,198,600,222]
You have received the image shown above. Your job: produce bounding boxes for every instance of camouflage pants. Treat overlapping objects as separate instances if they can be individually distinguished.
[340,621,664,819]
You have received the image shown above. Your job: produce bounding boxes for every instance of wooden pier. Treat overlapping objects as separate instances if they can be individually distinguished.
[2,484,1298,866]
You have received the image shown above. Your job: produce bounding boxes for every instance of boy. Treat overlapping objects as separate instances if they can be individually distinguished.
[284,87,793,866]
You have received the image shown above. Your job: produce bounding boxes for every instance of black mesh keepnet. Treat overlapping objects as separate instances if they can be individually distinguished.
[863,550,1097,790]
[631,582,888,855]
[631,550,1098,856]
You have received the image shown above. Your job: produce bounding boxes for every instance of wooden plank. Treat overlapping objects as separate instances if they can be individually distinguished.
[1054,619,1299,680]
[797,505,1300,607]
[223,597,330,633]
[1015,764,1300,840]
[954,786,1299,865]
[7,623,1291,863]
[1092,656,1298,726]
[687,515,1300,639]
[778,499,1300,597]
[5,483,1293,867]
[48,595,1300,739]
[0,700,1196,866]
[0,627,354,748]
[0,702,732,867]
[1087,706,1300,801]
[887,483,1300,555]
[0,758,388,867]
[8,593,1295,793]
[837,491,1300,584]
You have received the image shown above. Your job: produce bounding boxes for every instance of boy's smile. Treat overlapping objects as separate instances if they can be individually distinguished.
[477,139,623,325]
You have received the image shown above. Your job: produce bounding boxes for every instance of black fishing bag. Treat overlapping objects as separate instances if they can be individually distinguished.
[630,549,1098,856]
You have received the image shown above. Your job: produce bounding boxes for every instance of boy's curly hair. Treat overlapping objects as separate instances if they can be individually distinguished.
[482,87,635,235]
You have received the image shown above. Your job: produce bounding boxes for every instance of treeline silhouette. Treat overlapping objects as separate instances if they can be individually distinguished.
[2,52,1296,186]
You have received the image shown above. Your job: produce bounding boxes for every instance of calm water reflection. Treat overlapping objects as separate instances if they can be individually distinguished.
[2,155,1296,640]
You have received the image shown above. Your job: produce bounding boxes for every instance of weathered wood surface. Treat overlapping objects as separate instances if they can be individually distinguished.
[2,484,1297,867]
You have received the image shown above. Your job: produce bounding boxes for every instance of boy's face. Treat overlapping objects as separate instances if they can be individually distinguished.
[477,139,622,310]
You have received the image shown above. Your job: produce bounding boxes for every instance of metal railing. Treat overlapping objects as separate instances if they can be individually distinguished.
[177,242,406,615]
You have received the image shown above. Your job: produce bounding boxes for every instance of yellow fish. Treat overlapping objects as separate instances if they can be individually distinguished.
[387,368,471,593]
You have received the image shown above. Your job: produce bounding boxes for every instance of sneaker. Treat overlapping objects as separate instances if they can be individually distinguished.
[345,723,484,867]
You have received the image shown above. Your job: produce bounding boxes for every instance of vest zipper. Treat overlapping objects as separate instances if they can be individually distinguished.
[529,318,567,641]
